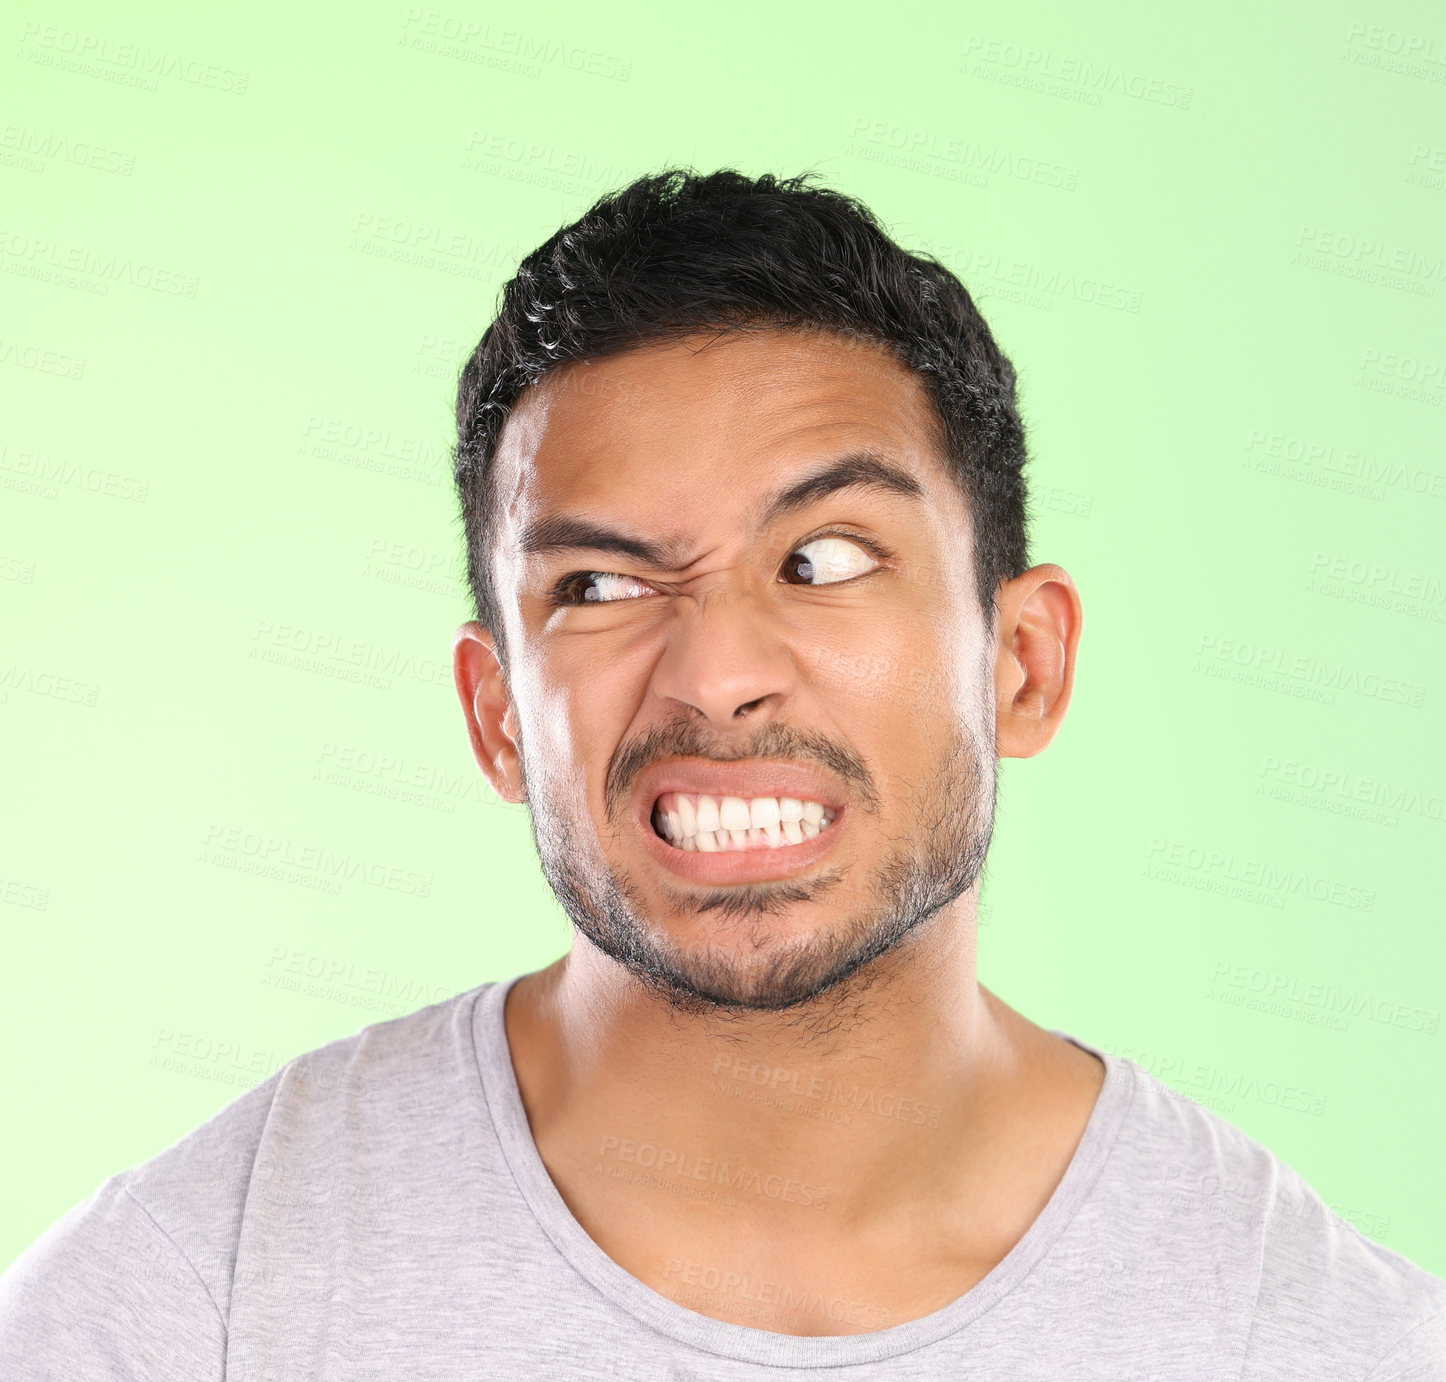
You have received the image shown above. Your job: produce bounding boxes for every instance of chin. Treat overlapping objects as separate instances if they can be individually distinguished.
[622,909,887,1015]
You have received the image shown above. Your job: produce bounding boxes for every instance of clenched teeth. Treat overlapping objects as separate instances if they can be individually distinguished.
[652,791,836,852]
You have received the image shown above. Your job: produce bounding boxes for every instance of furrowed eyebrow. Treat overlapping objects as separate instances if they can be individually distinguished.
[517,449,927,570]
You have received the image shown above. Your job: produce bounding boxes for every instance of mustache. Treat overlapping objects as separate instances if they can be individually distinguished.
[604,718,879,822]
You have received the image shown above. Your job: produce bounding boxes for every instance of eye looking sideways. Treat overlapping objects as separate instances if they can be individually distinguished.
[548,531,890,607]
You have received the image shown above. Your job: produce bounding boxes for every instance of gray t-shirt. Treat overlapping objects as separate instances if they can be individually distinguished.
[2,976,1442,1379]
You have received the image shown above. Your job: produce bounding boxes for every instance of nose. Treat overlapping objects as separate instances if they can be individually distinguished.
[649,589,797,730]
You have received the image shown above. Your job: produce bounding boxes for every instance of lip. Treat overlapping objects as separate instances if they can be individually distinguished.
[631,759,849,885]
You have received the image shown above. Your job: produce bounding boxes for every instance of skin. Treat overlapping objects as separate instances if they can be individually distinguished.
[452,326,1103,1336]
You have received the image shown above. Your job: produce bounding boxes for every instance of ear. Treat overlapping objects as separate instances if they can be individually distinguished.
[452,622,526,804]
[992,564,1083,760]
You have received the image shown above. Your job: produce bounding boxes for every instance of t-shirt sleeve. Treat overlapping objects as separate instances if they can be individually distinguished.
[1364,1310,1446,1381]
[0,1177,227,1381]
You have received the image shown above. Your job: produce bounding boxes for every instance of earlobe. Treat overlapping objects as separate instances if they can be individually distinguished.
[992,565,1082,760]
[453,622,526,804]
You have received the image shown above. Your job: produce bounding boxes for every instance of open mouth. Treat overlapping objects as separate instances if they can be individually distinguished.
[650,791,839,853]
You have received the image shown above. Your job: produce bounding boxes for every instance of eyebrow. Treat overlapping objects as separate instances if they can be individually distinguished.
[517,449,928,569]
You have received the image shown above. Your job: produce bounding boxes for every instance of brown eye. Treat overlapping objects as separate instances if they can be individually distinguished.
[780,536,878,586]
[555,572,656,605]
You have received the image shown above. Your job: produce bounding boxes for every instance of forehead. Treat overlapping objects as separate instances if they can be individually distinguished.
[491,328,955,541]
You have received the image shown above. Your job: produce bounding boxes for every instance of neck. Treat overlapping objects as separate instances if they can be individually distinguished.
[505,895,1046,1227]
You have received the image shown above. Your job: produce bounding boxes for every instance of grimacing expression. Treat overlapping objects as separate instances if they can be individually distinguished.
[487,328,1000,1014]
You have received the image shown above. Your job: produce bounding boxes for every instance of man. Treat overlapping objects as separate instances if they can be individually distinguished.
[1,169,1441,1378]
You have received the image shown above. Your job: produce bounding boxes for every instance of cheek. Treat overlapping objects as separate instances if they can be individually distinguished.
[513,655,629,809]
[802,610,966,720]
[509,659,583,778]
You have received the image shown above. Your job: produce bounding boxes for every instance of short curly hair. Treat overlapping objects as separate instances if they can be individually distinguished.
[453,167,1033,667]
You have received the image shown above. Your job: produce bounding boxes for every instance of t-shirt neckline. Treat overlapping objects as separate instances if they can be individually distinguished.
[470,974,1136,1369]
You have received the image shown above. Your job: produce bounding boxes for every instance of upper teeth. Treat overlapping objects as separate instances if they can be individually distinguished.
[652,792,835,852]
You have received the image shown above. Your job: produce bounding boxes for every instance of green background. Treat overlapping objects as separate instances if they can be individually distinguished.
[3,0,1443,1279]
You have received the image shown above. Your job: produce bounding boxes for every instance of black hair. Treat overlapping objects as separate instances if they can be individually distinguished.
[453,167,1031,667]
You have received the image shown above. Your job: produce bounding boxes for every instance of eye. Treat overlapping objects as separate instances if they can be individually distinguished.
[780,535,881,587]
[549,533,889,606]
[551,571,657,605]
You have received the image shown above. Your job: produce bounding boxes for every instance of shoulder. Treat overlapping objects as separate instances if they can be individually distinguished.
[0,1175,227,1379]
[1101,1049,1446,1377]
[0,984,491,1373]
[126,983,488,1307]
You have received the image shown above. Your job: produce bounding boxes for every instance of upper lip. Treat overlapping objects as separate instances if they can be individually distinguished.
[633,759,848,818]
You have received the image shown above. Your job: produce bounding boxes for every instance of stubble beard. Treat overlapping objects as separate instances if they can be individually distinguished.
[519,716,997,1022]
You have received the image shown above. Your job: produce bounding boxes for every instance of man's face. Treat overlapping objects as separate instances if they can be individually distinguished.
[484,328,999,1013]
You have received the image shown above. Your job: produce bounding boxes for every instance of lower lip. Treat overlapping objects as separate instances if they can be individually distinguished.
[635,805,847,883]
